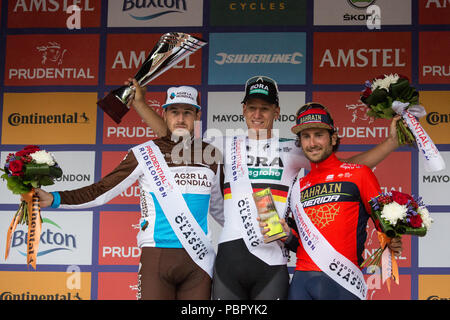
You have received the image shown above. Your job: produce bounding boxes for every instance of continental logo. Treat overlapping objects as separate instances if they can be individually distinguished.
[0,291,82,300]
[7,112,89,127]
[426,112,450,126]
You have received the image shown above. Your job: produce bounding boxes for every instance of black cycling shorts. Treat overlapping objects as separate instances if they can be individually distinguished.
[212,239,289,300]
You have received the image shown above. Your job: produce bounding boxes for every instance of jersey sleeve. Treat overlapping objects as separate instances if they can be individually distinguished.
[56,151,142,209]
[209,163,224,227]
[359,165,381,215]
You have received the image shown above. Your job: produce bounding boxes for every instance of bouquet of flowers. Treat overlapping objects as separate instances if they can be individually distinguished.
[361,74,445,172]
[361,74,419,146]
[1,145,62,269]
[362,191,433,291]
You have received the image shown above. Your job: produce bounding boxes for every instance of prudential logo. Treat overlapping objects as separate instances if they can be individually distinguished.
[122,0,188,21]
[11,218,77,257]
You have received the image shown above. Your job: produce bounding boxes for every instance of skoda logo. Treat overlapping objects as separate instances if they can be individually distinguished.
[347,0,377,9]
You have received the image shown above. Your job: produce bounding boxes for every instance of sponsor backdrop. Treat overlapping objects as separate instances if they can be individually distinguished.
[0,0,449,300]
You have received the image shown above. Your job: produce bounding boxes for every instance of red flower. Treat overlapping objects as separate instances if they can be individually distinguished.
[362,87,372,99]
[15,145,40,157]
[409,214,423,228]
[8,159,24,174]
[391,191,414,206]
[24,145,40,151]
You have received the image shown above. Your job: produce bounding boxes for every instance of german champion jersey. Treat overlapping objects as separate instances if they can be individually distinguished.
[289,153,381,271]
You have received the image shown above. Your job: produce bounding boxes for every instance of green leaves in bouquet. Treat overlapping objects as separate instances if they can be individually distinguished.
[1,172,32,194]
[24,163,63,187]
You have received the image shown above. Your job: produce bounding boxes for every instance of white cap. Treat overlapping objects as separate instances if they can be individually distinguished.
[162,86,201,110]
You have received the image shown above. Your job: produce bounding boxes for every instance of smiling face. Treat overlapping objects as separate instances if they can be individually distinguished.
[243,98,280,139]
[298,127,337,163]
[163,104,200,137]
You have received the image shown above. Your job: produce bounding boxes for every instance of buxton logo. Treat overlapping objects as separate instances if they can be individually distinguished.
[7,112,89,127]
[11,218,77,257]
[122,0,187,20]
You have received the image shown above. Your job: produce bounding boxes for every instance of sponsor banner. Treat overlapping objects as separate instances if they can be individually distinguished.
[419,152,450,206]
[419,275,450,300]
[419,91,450,144]
[314,0,411,26]
[103,92,165,144]
[1,92,97,145]
[0,271,91,300]
[313,32,411,84]
[419,212,450,267]
[205,91,305,138]
[98,211,141,265]
[208,32,306,85]
[0,151,95,204]
[337,151,412,196]
[101,151,140,204]
[365,274,411,300]
[364,219,411,268]
[419,32,450,84]
[209,0,307,26]
[313,92,391,144]
[8,0,101,28]
[419,0,450,25]
[0,211,93,265]
[97,272,138,300]
[5,34,99,86]
[105,33,202,86]
[107,0,203,27]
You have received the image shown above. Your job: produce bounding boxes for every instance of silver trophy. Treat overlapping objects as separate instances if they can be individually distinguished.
[98,32,207,123]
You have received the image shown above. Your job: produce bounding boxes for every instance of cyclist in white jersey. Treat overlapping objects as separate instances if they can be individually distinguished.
[132,76,401,300]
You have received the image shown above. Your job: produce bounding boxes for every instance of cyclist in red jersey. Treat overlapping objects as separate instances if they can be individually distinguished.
[261,103,402,300]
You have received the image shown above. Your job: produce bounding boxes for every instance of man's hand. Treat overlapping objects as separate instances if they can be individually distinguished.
[388,236,403,257]
[34,188,54,208]
[257,217,291,241]
[125,78,147,108]
[387,115,402,148]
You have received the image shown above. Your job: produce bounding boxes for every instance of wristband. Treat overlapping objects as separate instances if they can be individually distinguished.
[50,192,61,208]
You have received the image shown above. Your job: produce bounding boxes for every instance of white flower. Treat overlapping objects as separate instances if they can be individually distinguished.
[418,206,433,229]
[30,150,55,166]
[371,74,400,92]
[380,202,407,226]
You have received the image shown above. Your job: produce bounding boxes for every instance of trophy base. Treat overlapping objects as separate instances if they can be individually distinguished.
[97,92,130,124]
[263,232,287,244]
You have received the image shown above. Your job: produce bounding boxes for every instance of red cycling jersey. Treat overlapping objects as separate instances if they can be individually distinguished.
[290,153,381,272]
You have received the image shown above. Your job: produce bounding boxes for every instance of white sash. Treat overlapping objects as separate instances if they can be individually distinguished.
[132,141,215,278]
[289,174,368,300]
[391,101,446,172]
[225,135,287,266]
